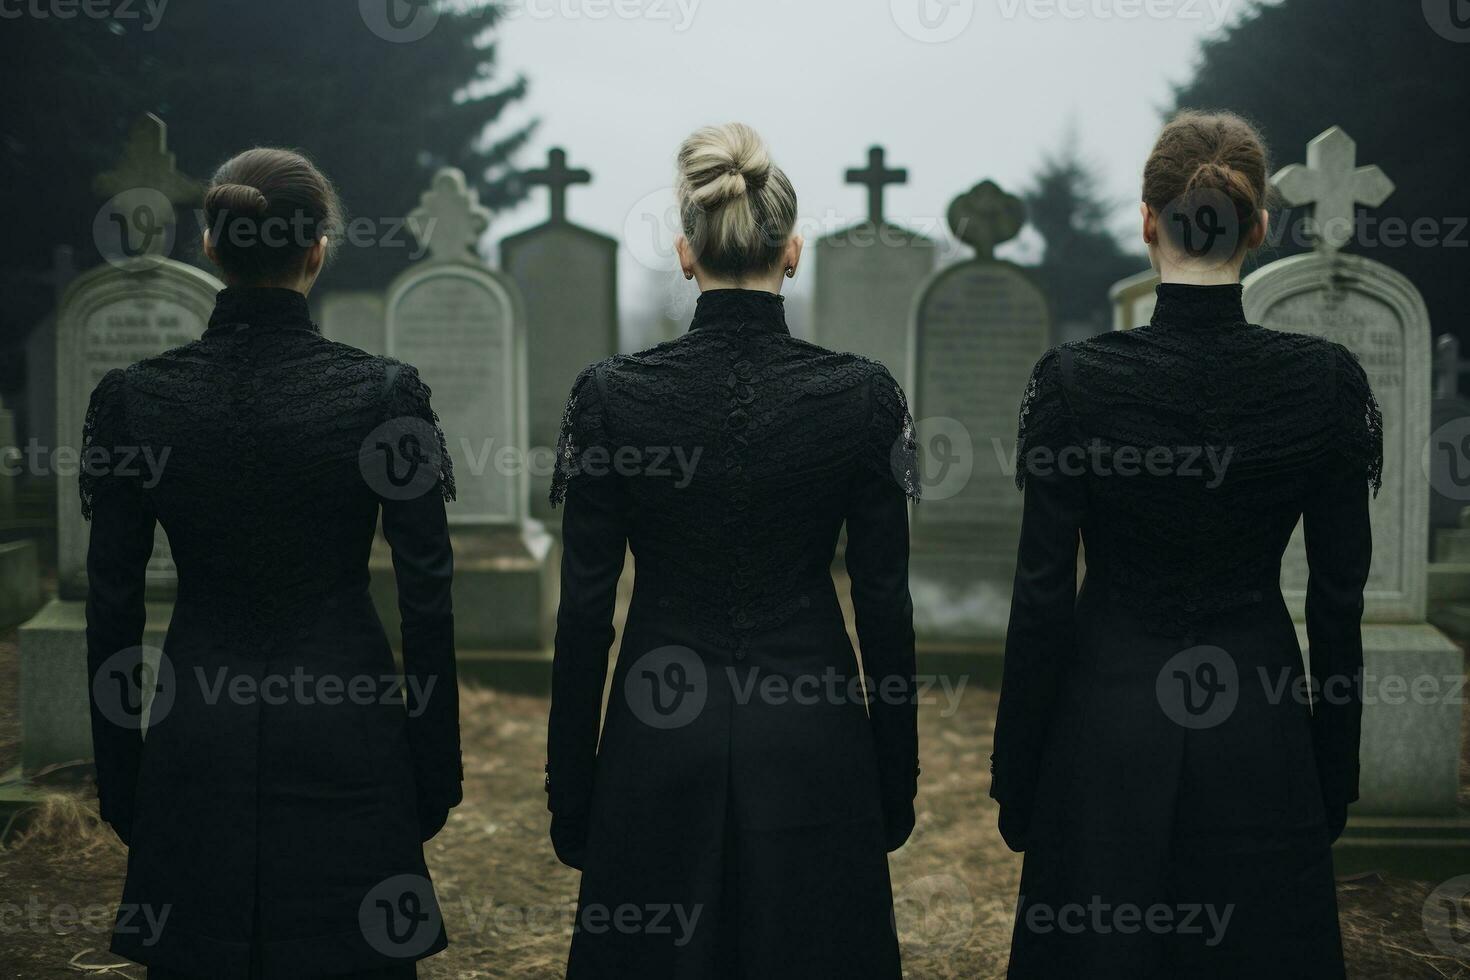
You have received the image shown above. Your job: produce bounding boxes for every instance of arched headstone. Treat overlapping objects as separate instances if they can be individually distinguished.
[378,168,553,651]
[909,180,1050,643]
[21,116,217,774]
[1243,126,1461,818]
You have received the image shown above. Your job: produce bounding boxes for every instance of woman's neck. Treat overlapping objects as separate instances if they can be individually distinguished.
[1155,258,1245,287]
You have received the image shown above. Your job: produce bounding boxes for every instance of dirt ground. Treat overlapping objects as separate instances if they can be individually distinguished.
[1,631,1469,979]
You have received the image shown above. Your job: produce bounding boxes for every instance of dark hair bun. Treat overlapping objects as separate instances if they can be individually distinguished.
[1142,111,1270,258]
[203,148,343,284]
[205,182,270,219]
[1184,160,1259,224]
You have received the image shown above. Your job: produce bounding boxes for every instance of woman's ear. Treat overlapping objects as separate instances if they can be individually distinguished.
[306,236,328,278]
[783,234,805,277]
[1139,202,1156,246]
[1247,208,1270,250]
[202,228,219,268]
[675,235,696,280]
[300,236,328,295]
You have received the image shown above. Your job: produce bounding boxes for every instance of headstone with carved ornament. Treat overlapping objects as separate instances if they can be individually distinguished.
[19,115,219,773]
[1243,126,1463,822]
[909,180,1050,643]
[371,167,554,656]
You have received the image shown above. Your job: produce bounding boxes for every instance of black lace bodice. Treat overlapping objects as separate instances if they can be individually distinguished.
[81,286,464,936]
[1014,283,1382,637]
[81,286,455,647]
[551,288,918,644]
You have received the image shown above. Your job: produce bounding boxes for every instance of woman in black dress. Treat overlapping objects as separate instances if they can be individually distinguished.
[84,149,461,979]
[546,123,921,979]
[992,111,1379,978]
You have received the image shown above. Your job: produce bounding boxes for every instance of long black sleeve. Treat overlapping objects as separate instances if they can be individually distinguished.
[82,368,156,840]
[991,349,1086,850]
[547,366,627,853]
[845,367,920,850]
[379,363,462,818]
[1302,347,1379,816]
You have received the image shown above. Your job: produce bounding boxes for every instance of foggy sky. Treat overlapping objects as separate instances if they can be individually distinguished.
[481,0,1245,330]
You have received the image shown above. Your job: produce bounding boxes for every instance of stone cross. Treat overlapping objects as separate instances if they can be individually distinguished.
[1273,126,1394,255]
[408,167,491,263]
[93,113,201,206]
[92,114,201,259]
[521,147,591,225]
[845,146,907,226]
[947,180,1025,259]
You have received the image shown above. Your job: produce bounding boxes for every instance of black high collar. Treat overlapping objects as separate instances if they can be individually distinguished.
[207,287,319,335]
[1149,283,1249,331]
[688,289,789,335]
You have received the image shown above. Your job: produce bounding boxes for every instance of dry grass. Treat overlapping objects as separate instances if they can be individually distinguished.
[2,792,127,861]
[1,630,1468,977]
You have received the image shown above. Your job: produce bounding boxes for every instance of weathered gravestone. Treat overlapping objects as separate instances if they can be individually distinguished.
[317,291,386,355]
[910,181,1050,643]
[375,167,554,652]
[1109,268,1160,332]
[814,146,936,388]
[502,147,618,526]
[19,116,218,773]
[1242,126,1463,821]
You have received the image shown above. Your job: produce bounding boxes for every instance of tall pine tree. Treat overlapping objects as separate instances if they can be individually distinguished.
[0,1,535,365]
[1025,132,1142,340]
[1171,0,1469,349]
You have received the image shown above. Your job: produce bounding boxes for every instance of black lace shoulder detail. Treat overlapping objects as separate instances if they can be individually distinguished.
[863,361,920,501]
[550,361,612,508]
[383,360,456,502]
[1015,346,1077,490]
[80,368,132,521]
[1328,342,1383,496]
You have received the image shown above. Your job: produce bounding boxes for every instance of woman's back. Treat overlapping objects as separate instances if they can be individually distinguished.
[546,123,920,980]
[553,288,916,638]
[86,288,446,641]
[1017,283,1381,638]
[993,112,1379,980]
[83,148,462,977]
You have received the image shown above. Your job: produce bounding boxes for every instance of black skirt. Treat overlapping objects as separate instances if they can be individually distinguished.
[1005,587,1345,979]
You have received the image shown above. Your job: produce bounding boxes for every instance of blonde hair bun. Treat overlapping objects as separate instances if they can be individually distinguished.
[677,123,797,278]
